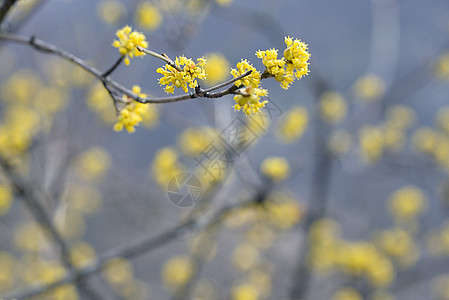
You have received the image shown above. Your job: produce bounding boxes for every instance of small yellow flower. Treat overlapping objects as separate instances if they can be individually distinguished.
[114,85,150,133]
[112,25,148,66]
[260,156,289,181]
[231,284,259,300]
[359,126,384,163]
[233,86,268,115]
[231,59,261,88]
[157,56,207,93]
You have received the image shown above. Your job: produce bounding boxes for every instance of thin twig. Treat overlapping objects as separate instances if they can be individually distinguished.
[0,158,102,299]
[0,0,18,27]
[136,45,182,71]
[1,199,256,300]
[0,32,253,105]
[102,56,124,77]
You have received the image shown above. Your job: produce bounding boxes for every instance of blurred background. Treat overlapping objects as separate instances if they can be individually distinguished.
[1,0,449,299]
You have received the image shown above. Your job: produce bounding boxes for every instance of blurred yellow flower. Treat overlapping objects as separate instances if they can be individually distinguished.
[102,257,134,285]
[232,244,261,271]
[353,74,385,101]
[277,106,308,143]
[135,2,162,31]
[359,126,384,163]
[162,255,196,290]
[74,147,111,181]
[328,130,352,155]
[0,184,12,215]
[260,156,289,182]
[231,283,259,300]
[333,287,362,300]
[388,186,427,221]
[151,147,185,188]
[97,0,126,25]
[204,53,230,85]
[319,91,347,124]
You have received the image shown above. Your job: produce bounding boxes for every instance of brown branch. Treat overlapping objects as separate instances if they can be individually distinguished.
[0,32,253,105]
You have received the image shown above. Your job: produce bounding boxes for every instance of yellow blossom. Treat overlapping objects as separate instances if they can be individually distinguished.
[151,147,185,188]
[1,69,41,103]
[231,59,261,88]
[283,36,310,80]
[319,91,347,124]
[157,56,207,93]
[353,74,385,100]
[14,222,49,252]
[374,228,418,267]
[232,284,259,300]
[359,126,384,163]
[66,185,103,215]
[162,255,196,291]
[102,257,134,285]
[135,2,162,31]
[97,0,126,25]
[114,85,151,133]
[54,211,86,239]
[74,147,111,181]
[388,186,427,221]
[277,106,308,143]
[260,156,289,181]
[234,86,268,115]
[112,25,148,65]
[386,105,416,130]
[178,127,220,156]
[204,53,230,85]
[256,48,289,88]
[70,242,96,268]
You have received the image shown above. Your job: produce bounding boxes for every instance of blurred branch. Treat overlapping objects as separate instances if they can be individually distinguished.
[0,32,252,105]
[2,197,256,299]
[0,157,102,299]
[289,76,334,299]
[0,0,17,27]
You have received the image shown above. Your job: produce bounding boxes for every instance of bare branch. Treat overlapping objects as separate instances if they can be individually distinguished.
[0,0,18,26]
[2,199,256,299]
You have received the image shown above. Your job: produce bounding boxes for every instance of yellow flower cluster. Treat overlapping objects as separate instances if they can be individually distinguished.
[359,126,384,164]
[256,36,310,89]
[157,56,207,93]
[112,25,148,65]
[256,48,285,79]
[87,82,117,124]
[260,156,290,182]
[234,86,268,115]
[277,106,308,143]
[231,59,261,88]
[114,86,150,133]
